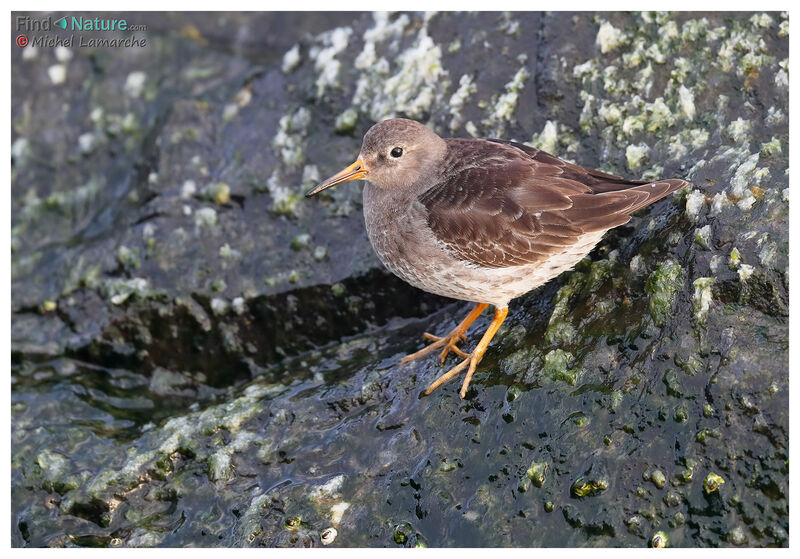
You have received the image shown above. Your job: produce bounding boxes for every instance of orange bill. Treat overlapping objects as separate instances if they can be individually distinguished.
[305,158,368,197]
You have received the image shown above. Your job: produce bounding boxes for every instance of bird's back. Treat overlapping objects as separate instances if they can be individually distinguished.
[419,138,688,270]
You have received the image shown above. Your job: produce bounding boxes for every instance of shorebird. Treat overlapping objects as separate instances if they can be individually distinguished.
[306,118,687,398]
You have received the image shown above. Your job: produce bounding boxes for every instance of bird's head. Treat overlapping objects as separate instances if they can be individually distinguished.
[305,118,447,197]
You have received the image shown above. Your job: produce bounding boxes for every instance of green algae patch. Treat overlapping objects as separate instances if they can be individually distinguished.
[694,225,712,249]
[330,283,346,297]
[206,182,231,205]
[290,233,312,251]
[335,108,358,135]
[571,476,608,498]
[544,321,578,347]
[103,277,152,305]
[36,449,78,493]
[207,449,235,482]
[116,245,141,270]
[693,277,714,324]
[585,257,614,291]
[761,136,782,156]
[392,522,421,547]
[645,260,684,325]
[703,472,725,494]
[729,247,743,269]
[626,143,649,170]
[543,349,581,385]
[663,491,682,507]
[194,207,218,229]
[728,526,748,546]
[271,189,303,218]
[648,469,667,489]
[544,270,587,345]
[526,460,548,488]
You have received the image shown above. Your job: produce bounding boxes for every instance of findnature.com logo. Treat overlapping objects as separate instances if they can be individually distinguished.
[15,14,148,48]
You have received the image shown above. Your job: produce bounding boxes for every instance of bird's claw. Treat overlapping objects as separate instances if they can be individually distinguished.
[400,329,468,364]
[423,352,477,398]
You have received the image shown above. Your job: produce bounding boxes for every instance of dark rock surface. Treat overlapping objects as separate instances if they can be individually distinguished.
[12,11,788,547]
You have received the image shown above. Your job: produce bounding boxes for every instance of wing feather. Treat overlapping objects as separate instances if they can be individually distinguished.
[420,139,688,268]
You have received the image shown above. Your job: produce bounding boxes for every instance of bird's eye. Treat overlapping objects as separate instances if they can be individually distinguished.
[390,147,403,158]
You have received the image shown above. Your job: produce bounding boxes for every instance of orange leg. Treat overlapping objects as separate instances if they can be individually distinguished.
[399,303,489,365]
[423,306,509,398]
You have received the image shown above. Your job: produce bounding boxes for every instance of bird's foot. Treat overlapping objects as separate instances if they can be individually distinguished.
[398,329,468,365]
[426,331,471,363]
[423,351,480,398]
[423,307,509,399]
[399,303,488,365]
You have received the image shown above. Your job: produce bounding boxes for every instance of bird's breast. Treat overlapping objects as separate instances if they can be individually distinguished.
[362,183,501,304]
[362,183,430,277]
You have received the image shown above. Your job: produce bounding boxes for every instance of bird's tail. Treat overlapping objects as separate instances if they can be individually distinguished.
[567,178,689,232]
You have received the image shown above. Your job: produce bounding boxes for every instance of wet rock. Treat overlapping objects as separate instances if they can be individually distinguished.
[12,11,788,548]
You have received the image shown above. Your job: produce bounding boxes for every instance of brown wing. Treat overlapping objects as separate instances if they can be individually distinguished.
[419,139,688,269]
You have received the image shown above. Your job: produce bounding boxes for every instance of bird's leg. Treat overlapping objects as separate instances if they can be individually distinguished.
[423,307,508,398]
[399,303,489,365]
